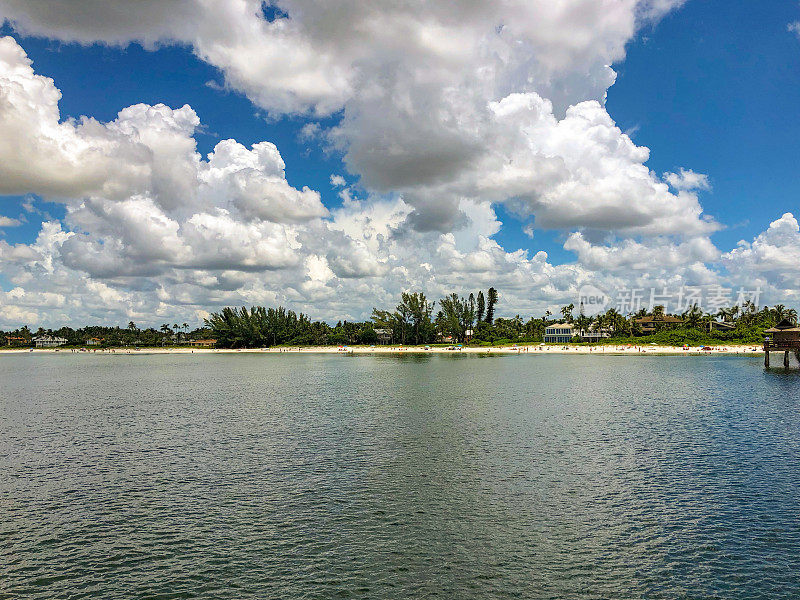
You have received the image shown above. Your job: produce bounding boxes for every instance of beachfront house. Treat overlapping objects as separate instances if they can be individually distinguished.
[544,323,575,344]
[579,326,612,342]
[188,339,217,348]
[634,315,683,334]
[32,335,68,348]
[5,336,28,346]
[707,320,736,333]
[86,337,104,346]
[374,328,392,344]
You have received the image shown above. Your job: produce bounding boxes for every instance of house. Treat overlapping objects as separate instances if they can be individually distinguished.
[188,339,217,348]
[634,315,683,334]
[32,335,68,348]
[708,320,736,333]
[374,328,392,344]
[86,337,104,346]
[5,336,28,346]
[544,323,575,344]
[579,326,612,342]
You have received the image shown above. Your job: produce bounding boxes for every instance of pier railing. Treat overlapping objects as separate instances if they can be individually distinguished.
[764,340,800,351]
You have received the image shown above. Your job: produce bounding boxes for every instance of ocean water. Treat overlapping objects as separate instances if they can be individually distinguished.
[1,352,799,599]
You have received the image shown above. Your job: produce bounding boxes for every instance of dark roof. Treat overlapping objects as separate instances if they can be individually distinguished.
[765,318,800,333]
[774,318,797,330]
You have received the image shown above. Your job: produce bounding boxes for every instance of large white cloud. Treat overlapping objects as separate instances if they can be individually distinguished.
[1,4,792,330]
[0,0,683,112]
[0,0,699,236]
[0,36,592,327]
[722,213,800,303]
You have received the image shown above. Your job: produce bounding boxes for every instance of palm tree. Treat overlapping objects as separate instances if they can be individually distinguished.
[560,303,574,323]
[682,304,703,330]
[575,314,590,337]
[160,323,171,346]
[717,307,735,323]
[771,304,795,324]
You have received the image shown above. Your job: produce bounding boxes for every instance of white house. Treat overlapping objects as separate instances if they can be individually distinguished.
[32,335,68,348]
[579,326,612,342]
[544,323,574,344]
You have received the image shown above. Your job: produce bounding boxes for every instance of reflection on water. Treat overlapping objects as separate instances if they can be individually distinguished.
[1,353,799,599]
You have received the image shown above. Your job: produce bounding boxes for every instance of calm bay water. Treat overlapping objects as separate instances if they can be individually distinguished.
[1,352,799,599]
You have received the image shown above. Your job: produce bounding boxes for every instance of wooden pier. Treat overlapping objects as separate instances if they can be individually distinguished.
[763,318,800,368]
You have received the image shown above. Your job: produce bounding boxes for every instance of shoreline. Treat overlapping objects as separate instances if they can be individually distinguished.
[0,344,765,356]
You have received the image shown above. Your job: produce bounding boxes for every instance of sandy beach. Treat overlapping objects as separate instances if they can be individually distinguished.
[1,344,765,356]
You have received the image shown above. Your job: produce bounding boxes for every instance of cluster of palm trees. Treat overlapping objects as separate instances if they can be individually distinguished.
[156,322,190,344]
[555,301,798,338]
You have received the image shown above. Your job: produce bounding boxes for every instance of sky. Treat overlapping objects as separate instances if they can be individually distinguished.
[0,0,799,329]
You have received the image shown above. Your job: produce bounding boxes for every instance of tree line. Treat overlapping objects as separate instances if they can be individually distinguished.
[1,322,211,348]
[3,292,796,349]
[203,294,797,348]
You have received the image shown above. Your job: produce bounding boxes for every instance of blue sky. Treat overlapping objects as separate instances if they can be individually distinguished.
[0,0,799,326]
[609,0,800,253]
[2,1,797,259]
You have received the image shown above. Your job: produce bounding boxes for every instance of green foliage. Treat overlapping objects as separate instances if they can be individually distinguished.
[436,293,475,343]
[599,327,764,346]
[476,291,486,323]
[485,287,498,324]
[4,289,795,350]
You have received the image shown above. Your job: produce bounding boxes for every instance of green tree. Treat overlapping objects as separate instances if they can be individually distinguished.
[437,293,476,343]
[485,287,498,324]
[397,292,435,345]
[476,290,485,323]
[560,303,574,323]
[682,304,703,330]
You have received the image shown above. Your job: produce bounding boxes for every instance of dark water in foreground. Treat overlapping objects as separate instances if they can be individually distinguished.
[1,353,799,599]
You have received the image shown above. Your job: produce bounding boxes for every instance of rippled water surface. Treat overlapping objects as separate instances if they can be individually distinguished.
[1,352,799,599]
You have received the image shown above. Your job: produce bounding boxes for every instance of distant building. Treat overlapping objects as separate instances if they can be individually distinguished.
[544,323,575,344]
[374,328,392,344]
[188,339,217,348]
[763,318,800,367]
[634,315,683,334]
[707,320,736,333]
[764,319,800,346]
[5,336,28,346]
[32,335,67,348]
[579,326,612,342]
[86,338,104,346]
